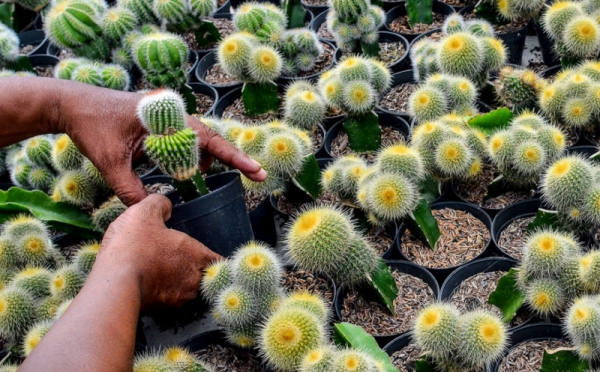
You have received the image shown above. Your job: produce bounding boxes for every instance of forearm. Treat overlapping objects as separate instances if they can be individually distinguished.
[19,254,143,372]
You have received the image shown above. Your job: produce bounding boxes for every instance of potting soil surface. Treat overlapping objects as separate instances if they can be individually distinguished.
[194,93,215,115]
[325,105,345,118]
[145,183,175,195]
[204,63,240,85]
[318,22,334,40]
[401,208,489,268]
[390,343,484,372]
[331,126,406,160]
[341,270,435,336]
[244,190,267,212]
[134,159,157,177]
[389,14,445,34]
[34,65,54,78]
[184,17,235,51]
[222,95,283,124]
[276,192,340,215]
[497,339,571,372]
[310,125,324,153]
[20,44,35,55]
[378,83,418,114]
[339,42,406,67]
[498,216,535,260]
[303,0,327,5]
[58,49,76,59]
[449,271,532,328]
[282,268,335,305]
[366,225,395,256]
[196,344,262,372]
[463,12,528,34]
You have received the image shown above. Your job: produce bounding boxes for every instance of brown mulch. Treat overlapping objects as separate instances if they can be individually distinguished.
[378,83,418,113]
[498,216,535,260]
[184,17,235,51]
[293,42,334,77]
[317,22,334,40]
[134,159,156,177]
[195,93,216,115]
[390,343,484,372]
[366,225,395,256]
[134,77,155,92]
[302,0,327,5]
[330,126,406,160]
[341,270,435,336]
[401,208,490,269]
[276,192,340,215]
[34,65,54,78]
[144,183,175,195]
[448,271,532,328]
[420,31,445,42]
[464,12,528,34]
[282,268,335,305]
[311,125,324,153]
[244,190,267,212]
[497,340,572,372]
[222,95,283,124]
[389,13,445,35]
[58,49,76,60]
[455,163,535,209]
[378,42,406,66]
[196,344,262,372]
[20,44,35,55]
[326,106,345,118]
[203,63,240,86]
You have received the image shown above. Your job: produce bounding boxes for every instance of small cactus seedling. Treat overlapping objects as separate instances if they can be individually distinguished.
[138,89,209,201]
[200,260,232,301]
[230,241,283,294]
[119,0,157,24]
[283,81,326,130]
[0,287,37,340]
[0,23,19,64]
[22,320,53,356]
[495,66,546,113]
[325,0,385,55]
[9,267,52,299]
[163,346,214,372]
[91,196,127,232]
[278,29,324,77]
[50,265,84,300]
[298,345,335,372]
[73,241,101,274]
[317,56,391,152]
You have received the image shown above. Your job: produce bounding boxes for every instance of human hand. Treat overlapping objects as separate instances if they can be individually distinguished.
[96,194,221,309]
[57,82,266,206]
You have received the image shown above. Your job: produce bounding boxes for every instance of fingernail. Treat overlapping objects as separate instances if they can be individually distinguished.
[256,169,268,180]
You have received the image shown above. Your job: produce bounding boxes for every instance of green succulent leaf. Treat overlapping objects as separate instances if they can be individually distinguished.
[5,56,35,73]
[406,0,433,27]
[365,258,399,315]
[418,176,441,203]
[488,268,525,323]
[415,359,439,372]
[178,84,198,115]
[242,82,280,116]
[360,40,380,57]
[343,111,381,152]
[292,154,322,200]
[527,208,560,233]
[283,0,306,29]
[404,199,441,250]
[194,20,222,48]
[333,322,398,372]
[0,3,14,29]
[0,187,98,239]
[540,349,588,372]
[467,107,513,136]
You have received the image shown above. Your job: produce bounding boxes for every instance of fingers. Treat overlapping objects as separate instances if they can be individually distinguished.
[101,161,148,207]
[135,194,173,222]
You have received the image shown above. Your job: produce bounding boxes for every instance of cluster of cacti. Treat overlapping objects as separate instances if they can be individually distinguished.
[408,73,479,123]
[565,294,600,361]
[0,23,19,64]
[412,14,507,86]
[54,58,130,90]
[493,0,544,20]
[148,0,216,28]
[487,111,567,188]
[217,32,283,84]
[285,205,379,285]
[411,113,488,181]
[278,29,323,76]
[538,63,600,132]
[494,66,546,112]
[412,302,508,370]
[318,55,391,116]
[133,346,214,372]
[0,215,98,360]
[325,0,385,54]
[540,154,600,230]
[138,89,209,200]
[2,134,111,207]
[201,115,314,194]
[542,1,600,65]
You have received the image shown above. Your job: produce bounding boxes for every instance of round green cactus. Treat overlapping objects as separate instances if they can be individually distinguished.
[217,33,253,78]
[44,0,103,49]
[435,138,473,178]
[152,0,187,23]
[56,170,95,207]
[457,309,507,368]
[231,241,282,294]
[539,84,566,118]
[2,214,48,241]
[50,265,84,300]
[446,77,476,108]
[562,16,600,58]
[102,7,137,41]
[133,354,172,372]
[525,278,564,316]
[214,285,256,327]
[23,136,52,167]
[334,237,378,284]
[18,234,54,266]
[54,58,84,80]
[542,1,583,40]
[144,128,199,181]
[0,287,37,339]
[233,4,267,33]
[112,47,133,68]
[284,89,326,129]
[259,307,325,371]
[10,161,31,189]
[577,250,600,292]
[132,32,189,88]
[512,141,546,176]
[0,238,18,269]
[226,322,258,349]
[27,166,53,192]
[101,64,130,90]
[137,89,187,135]
[413,303,461,360]
[565,296,600,344]
[522,229,573,276]
[248,46,282,83]
[280,291,329,323]
[236,126,267,156]
[364,172,418,221]
[119,0,156,23]
[377,143,425,182]
[437,32,482,77]
[257,289,286,315]
[299,345,335,372]
[10,267,52,299]
[443,13,465,34]
[260,133,306,176]
[408,87,447,123]
[541,156,594,211]
[22,319,53,356]
[92,196,127,233]
[73,241,101,275]
[71,64,103,86]
[200,260,232,301]
[190,0,216,17]
[330,349,376,372]
[52,134,84,171]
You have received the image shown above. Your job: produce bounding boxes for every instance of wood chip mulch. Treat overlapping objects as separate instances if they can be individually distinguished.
[390,343,484,372]
[134,159,156,177]
[20,44,35,55]
[455,163,534,209]
[276,192,340,215]
[498,216,535,260]
[378,83,418,113]
[184,17,235,51]
[440,0,469,5]
[195,93,215,115]
[318,22,334,40]
[144,183,174,195]
[222,95,283,124]
[196,344,262,372]
[58,49,76,60]
[34,65,54,78]
[244,190,267,212]
[203,63,240,86]
[449,271,532,328]
[331,126,406,160]
[341,270,435,336]
[282,268,335,305]
[311,125,324,153]
[401,208,490,269]
[389,13,445,35]
[464,12,528,34]
[497,339,571,372]
[326,105,345,118]
[378,42,406,67]
[366,225,395,256]
[302,0,327,5]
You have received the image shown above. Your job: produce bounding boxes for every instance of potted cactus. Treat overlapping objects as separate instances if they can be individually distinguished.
[494,66,546,113]
[53,58,130,91]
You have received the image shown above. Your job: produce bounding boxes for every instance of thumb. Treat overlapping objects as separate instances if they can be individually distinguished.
[102,162,148,207]
[135,193,173,222]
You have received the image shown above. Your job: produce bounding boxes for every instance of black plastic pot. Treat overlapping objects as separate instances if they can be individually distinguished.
[491,198,540,259]
[181,330,263,369]
[533,18,560,67]
[167,171,254,258]
[28,54,59,72]
[214,0,231,14]
[566,145,599,158]
[540,64,561,79]
[141,175,183,206]
[189,82,219,116]
[376,70,415,118]
[459,5,528,65]
[302,0,327,16]
[397,201,494,284]
[324,113,411,158]
[334,260,440,347]
[195,50,243,96]
[440,257,534,329]
[433,0,467,11]
[279,40,336,83]
[249,195,277,247]
[490,323,567,372]
[195,13,233,61]
[310,11,335,44]
[186,51,200,83]
[384,2,455,42]
[18,30,50,56]
[333,32,410,72]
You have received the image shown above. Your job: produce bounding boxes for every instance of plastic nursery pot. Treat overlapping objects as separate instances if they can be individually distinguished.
[134,154,161,180]
[540,64,561,79]
[301,0,327,16]
[189,82,219,116]
[440,257,533,329]
[167,171,254,258]
[186,51,200,83]
[566,145,599,158]
[490,323,567,372]
[141,175,183,207]
[459,4,528,65]
[491,198,540,259]
[376,70,415,118]
[432,0,467,12]
[214,0,231,14]
[249,195,278,247]
[324,113,411,158]
[397,201,494,284]
[279,40,336,83]
[384,2,455,42]
[334,260,440,347]
[334,32,410,73]
[18,30,50,56]
[181,330,263,370]
[310,11,335,44]
[195,50,243,96]
[532,18,560,67]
